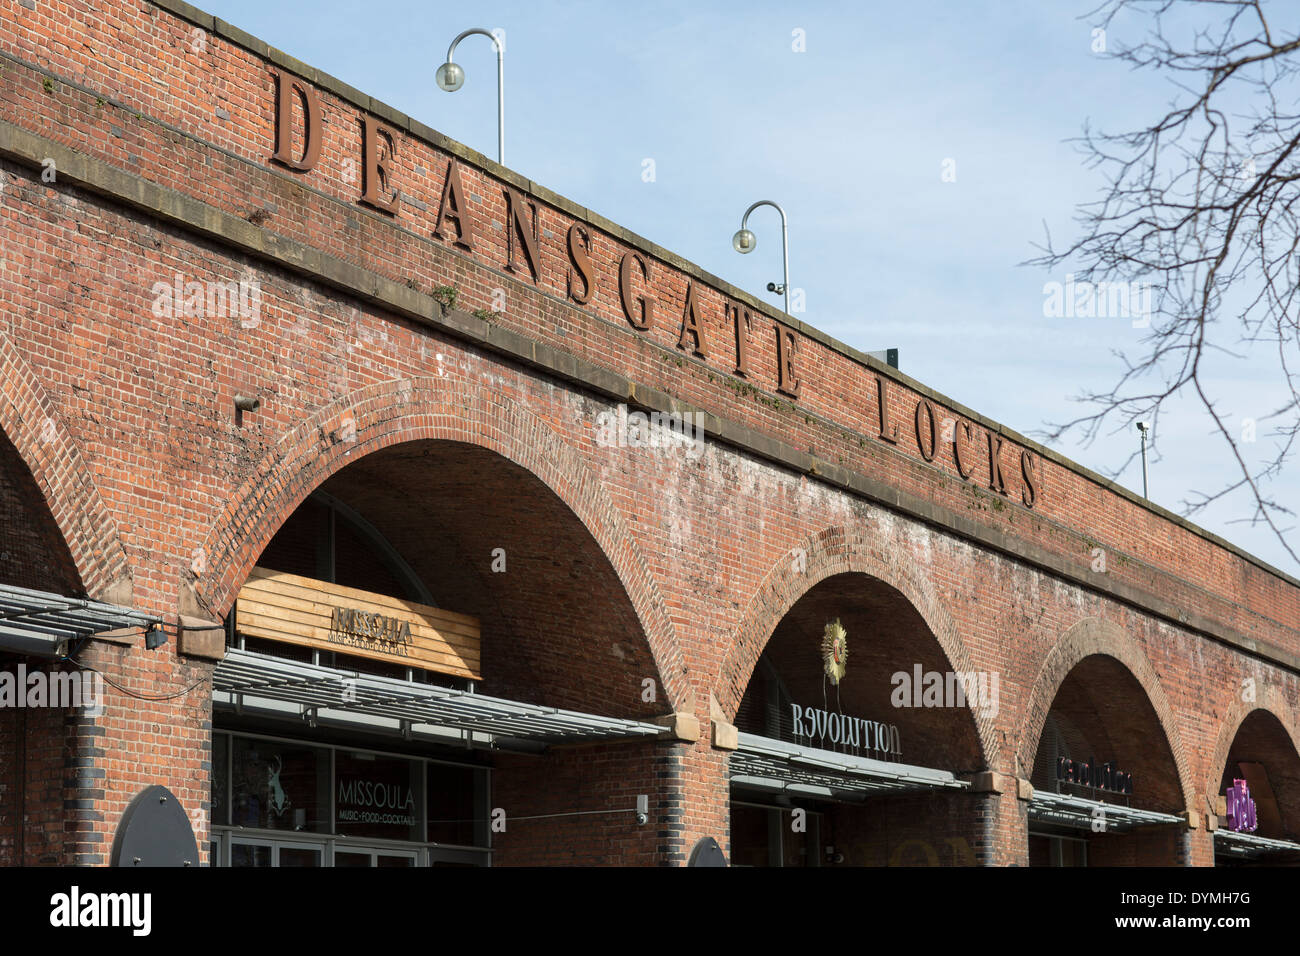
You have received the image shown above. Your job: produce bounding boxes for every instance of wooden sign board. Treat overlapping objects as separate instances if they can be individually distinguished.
[236,567,481,680]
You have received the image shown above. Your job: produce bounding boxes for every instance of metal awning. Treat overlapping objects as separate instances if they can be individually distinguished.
[730,732,969,802]
[1213,828,1300,860]
[0,583,158,658]
[1028,790,1182,833]
[213,647,666,751]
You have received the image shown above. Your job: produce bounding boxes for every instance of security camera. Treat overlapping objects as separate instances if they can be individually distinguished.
[766,282,778,292]
[1136,421,1151,434]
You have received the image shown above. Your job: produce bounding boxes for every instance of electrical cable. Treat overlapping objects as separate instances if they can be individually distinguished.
[60,655,209,701]
[58,622,211,700]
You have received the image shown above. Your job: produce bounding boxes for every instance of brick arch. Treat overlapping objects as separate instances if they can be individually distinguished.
[189,372,690,710]
[1016,617,1195,809]
[0,332,131,602]
[1206,683,1300,811]
[714,524,996,768]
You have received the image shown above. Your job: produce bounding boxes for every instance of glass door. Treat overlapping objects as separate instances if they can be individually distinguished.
[230,837,273,868]
[332,846,419,867]
[428,846,489,867]
[229,837,323,867]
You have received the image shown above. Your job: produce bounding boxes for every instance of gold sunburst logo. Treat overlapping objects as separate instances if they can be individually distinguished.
[821,619,848,685]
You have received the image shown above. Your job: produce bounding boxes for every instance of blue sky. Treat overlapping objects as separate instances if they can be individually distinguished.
[199,0,1300,573]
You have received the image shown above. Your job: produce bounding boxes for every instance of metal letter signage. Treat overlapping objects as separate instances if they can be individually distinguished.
[775,325,800,398]
[329,606,413,655]
[270,67,323,172]
[263,74,1047,510]
[359,115,400,213]
[1225,778,1258,833]
[434,159,478,251]
[678,282,709,358]
[1056,755,1133,796]
[619,252,653,330]
[790,702,901,760]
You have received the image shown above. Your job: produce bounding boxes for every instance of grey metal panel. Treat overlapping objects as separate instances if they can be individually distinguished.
[110,785,200,867]
[0,626,67,658]
[1027,790,1182,832]
[1213,829,1300,856]
[730,731,968,801]
[213,648,666,745]
[0,584,156,652]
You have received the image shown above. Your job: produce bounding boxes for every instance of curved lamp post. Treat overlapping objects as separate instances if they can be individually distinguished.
[436,28,505,165]
[732,200,790,314]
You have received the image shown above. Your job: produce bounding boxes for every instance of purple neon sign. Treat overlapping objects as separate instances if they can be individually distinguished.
[1224,779,1257,833]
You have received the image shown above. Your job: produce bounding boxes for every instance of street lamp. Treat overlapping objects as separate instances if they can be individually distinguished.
[436,28,505,166]
[1136,421,1151,498]
[731,200,790,314]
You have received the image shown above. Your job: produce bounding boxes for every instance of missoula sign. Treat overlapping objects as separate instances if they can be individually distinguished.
[791,703,902,759]
[267,69,1043,509]
[329,605,413,658]
[336,775,416,829]
[1056,756,1134,796]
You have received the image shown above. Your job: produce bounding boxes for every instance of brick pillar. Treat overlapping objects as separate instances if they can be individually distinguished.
[678,712,731,867]
[63,708,108,865]
[1184,816,1215,866]
[68,637,214,868]
[976,773,1031,865]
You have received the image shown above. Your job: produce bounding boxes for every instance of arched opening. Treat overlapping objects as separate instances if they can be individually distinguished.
[0,427,86,865]
[210,439,673,867]
[1213,709,1300,866]
[729,572,987,867]
[1027,654,1185,866]
[0,428,80,595]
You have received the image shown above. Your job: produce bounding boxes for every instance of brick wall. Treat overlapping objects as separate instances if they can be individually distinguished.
[0,0,1296,866]
[491,741,684,866]
[0,687,66,864]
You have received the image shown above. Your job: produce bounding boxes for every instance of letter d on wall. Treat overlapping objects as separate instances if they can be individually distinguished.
[271,67,323,172]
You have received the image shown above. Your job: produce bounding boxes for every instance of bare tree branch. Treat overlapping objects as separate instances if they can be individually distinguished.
[1028,0,1300,566]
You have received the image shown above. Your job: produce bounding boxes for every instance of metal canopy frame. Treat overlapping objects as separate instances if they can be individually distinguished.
[1028,790,1182,833]
[213,647,666,751]
[730,732,969,803]
[0,583,158,657]
[1213,828,1300,860]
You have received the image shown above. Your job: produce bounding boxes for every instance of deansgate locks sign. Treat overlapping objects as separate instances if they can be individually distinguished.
[266,69,1044,510]
[236,567,482,680]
